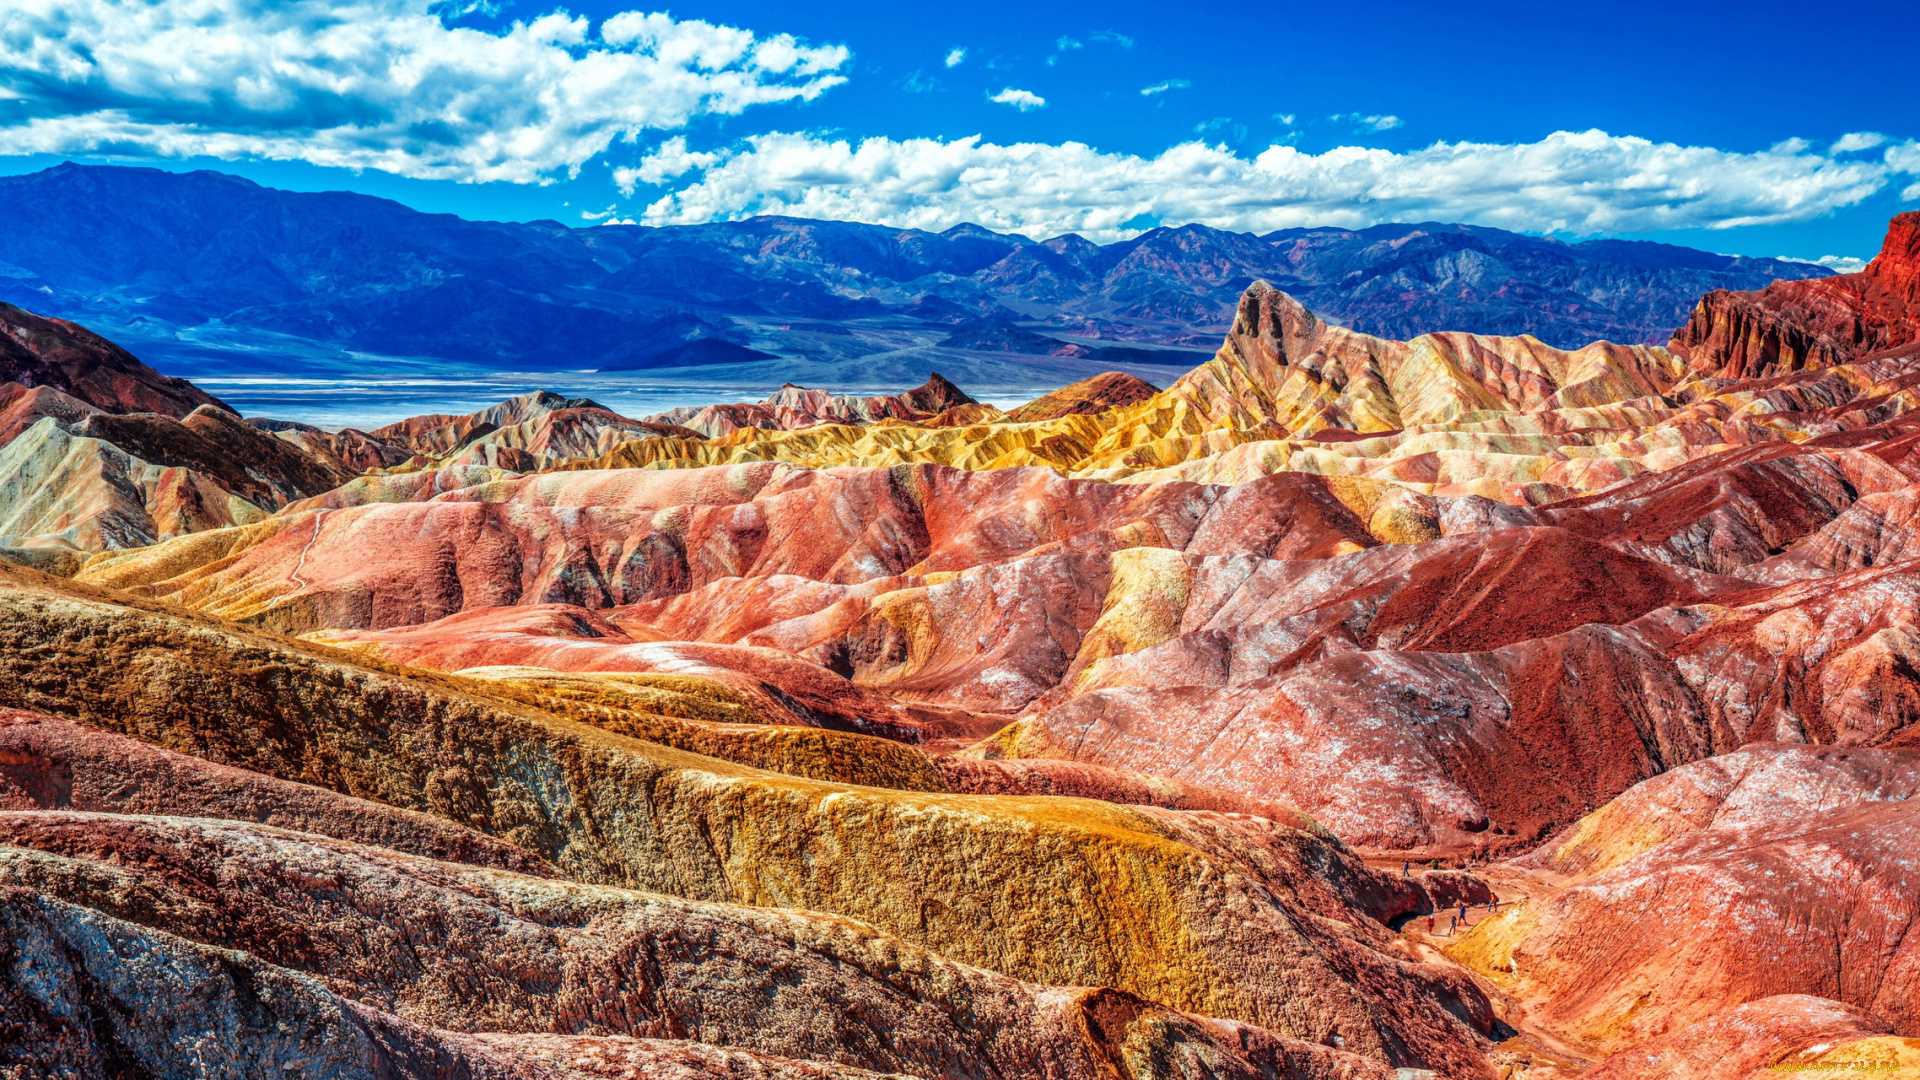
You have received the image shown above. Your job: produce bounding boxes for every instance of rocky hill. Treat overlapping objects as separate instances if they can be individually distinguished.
[0,300,228,417]
[4,214,1920,1077]
[1672,210,1920,377]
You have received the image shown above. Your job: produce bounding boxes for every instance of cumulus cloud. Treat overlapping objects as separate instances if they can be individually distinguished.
[0,0,849,183]
[1141,79,1191,96]
[1887,141,1920,200]
[630,129,1902,244]
[989,88,1046,111]
[614,135,719,193]
[1809,254,1869,273]
[1056,36,1083,51]
[945,47,967,68]
[1832,132,1887,154]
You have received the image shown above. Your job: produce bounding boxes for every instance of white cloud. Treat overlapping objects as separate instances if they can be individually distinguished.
[1056,36,1083,51]
[1141,79,1191,97]
[1832,132,1887,154]
[1275,113,1297,127]
[945,47,967,68]
[989,88,1046,111]
[0,0,849,183]
[1887,141,1920,200]
[1089,30,1134,48]
[615,134,720,193]
[632,129,1901,245]
[1807,254,1869,273]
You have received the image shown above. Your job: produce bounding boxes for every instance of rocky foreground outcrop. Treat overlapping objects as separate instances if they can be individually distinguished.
[0,562,1501,1076]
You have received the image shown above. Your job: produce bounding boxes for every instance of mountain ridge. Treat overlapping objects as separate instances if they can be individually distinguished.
[0,163,1833,394]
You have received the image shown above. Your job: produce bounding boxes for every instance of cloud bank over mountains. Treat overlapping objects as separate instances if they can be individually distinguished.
[636,129,1918,244]
[0,0,1913,243]
[0,0,848,183]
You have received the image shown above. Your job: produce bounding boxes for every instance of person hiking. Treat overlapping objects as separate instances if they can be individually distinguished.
[1426,914,1435,933]
[1449,914,1459,935]
[1402,859,1410,877]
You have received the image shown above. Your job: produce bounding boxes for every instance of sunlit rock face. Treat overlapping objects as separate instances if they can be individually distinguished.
[0,563,1498,1077]
[1446,746,1920,1065]
[1671,211,1920,379]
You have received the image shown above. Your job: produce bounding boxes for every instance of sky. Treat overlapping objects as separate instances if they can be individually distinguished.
[0,0,1915,265]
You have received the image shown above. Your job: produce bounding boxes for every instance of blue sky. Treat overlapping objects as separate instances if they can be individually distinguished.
[0,0,1914,262]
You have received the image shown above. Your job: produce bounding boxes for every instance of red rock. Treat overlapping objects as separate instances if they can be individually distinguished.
[1005,371,1162,423]
[1641,563,1920,747]
[647,374,979,437]
[1521,742,1920,880]
[1580,995,1899,1080]
[0,300,229,418]
[247,416,418,472]
[1008,620,1716,853]
[319,603,921,740]
[0,381,97,445]
[1453,745,1920,1056]
[1671,212,1920,379]
[367,390,692,460]
[1540,442,1912,574]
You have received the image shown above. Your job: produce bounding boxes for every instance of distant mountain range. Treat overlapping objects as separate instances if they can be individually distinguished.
[0,163,1830,390]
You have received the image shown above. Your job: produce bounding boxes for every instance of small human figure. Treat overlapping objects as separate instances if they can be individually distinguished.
[1402,859,1410,877]
[1459,902,1468,921]
[1426,914,1435,934]
[1449,914,1458,935]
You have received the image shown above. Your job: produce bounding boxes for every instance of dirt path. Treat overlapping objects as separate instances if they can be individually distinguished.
[286,509,328,592]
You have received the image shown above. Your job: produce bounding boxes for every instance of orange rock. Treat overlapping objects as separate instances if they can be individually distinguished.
[1452,745,1920,1057]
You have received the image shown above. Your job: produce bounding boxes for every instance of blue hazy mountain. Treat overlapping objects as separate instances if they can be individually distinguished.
[0,162,1829,390]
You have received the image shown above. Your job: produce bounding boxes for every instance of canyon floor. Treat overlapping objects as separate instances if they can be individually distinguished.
[1,214,1919,1079]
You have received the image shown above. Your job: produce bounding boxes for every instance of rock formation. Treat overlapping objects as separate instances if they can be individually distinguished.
[645,375,980,437]
[1447,745,1920,1063]
[1671,211,1920,378]
[1005,371,1162,422]
[0,561,1500,1076]
[0,401,355,548]
[9,212,1920,1075]
[0,300,229,417]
